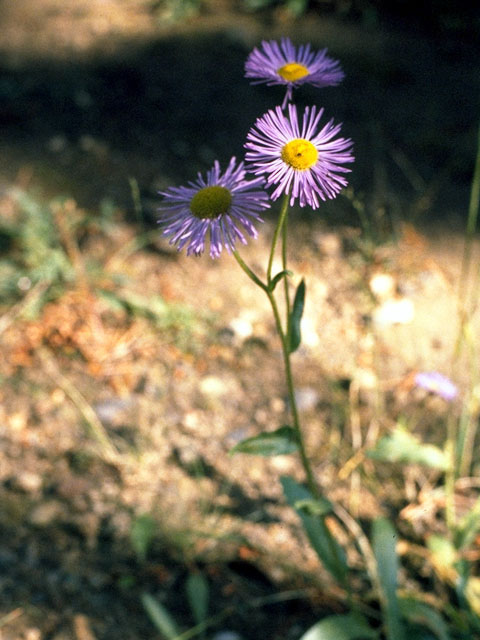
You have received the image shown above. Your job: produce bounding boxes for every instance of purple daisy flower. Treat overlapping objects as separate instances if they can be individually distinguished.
[245,37,344,108]
[158,157,270,259]
[414,371,458,402]
[245,104,354,209]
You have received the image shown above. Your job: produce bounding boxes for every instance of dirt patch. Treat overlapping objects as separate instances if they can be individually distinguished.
[1,2,480,639]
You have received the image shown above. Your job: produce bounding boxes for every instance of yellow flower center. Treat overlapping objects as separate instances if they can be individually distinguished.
[190,185,232,219]
[277,62,309,82]
[281,139,318,171]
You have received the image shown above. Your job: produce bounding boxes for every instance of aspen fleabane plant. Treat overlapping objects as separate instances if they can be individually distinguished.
[158,38,354,615]
[158,40,354,498]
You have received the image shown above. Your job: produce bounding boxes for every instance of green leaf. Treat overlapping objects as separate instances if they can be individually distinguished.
[141,593,181,639]
[130,514,157,562]
[299,612,379,640]
[229,426,298,456]
[281,476,348,585]
[268,269,293,292]
[372,518,405,640]
[289,278,306,353]
[185,572,209,626]
[367,427,447,470]
[398,597,450,640]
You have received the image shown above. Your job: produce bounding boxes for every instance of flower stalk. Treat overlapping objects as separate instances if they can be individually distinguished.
[234,199,318,498]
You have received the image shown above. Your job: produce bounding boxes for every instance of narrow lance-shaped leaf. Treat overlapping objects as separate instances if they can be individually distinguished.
[281,476,348,585]
[229,426,298,457]
[372,518,405,640]
[141,593,180,639]
[185,572,209,627]
[289,278,306,353]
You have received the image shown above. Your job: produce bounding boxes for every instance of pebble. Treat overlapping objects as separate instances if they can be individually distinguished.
[199,375,228,398]
[369,272,396,301]
[94,397,133,424]
[294,387,320,412]
[372,298,415,327]
[29,500,65,526]
[229,316,253,341]
[211,632,243,640]
[16,471,43,493]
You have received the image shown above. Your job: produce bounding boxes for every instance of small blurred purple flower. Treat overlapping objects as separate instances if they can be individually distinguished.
[245,37,344,108]
[414,371,458,401]
[245,104,354,209]
[158,157,270,259]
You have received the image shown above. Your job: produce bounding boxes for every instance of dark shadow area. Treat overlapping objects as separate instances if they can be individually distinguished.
[0,438,320,639]
[0,12,478,229]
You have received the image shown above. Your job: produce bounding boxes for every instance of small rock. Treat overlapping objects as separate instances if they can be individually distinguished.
[211,632,244,640]
[229,316,253,341]
[29,500,65,526]
[16,471,42,493]
[369,272,396,301]
[94,397,132,424]
[372,298,415,327]
[294,387,320,412]
[200,376,228,398]
[269,397,286,413]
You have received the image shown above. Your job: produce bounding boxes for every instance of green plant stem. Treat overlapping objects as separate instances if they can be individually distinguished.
[233,215,318,499]
[267,193,290,284]
[458,119,480,312]
[268,288,319,497]
[444,420,457,533]
[282,209,292,340]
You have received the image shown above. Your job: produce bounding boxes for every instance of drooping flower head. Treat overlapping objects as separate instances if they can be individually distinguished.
[245,104,354,209]
[245,37,344,108]
[158,157,270,258]
[414,371,458,402]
